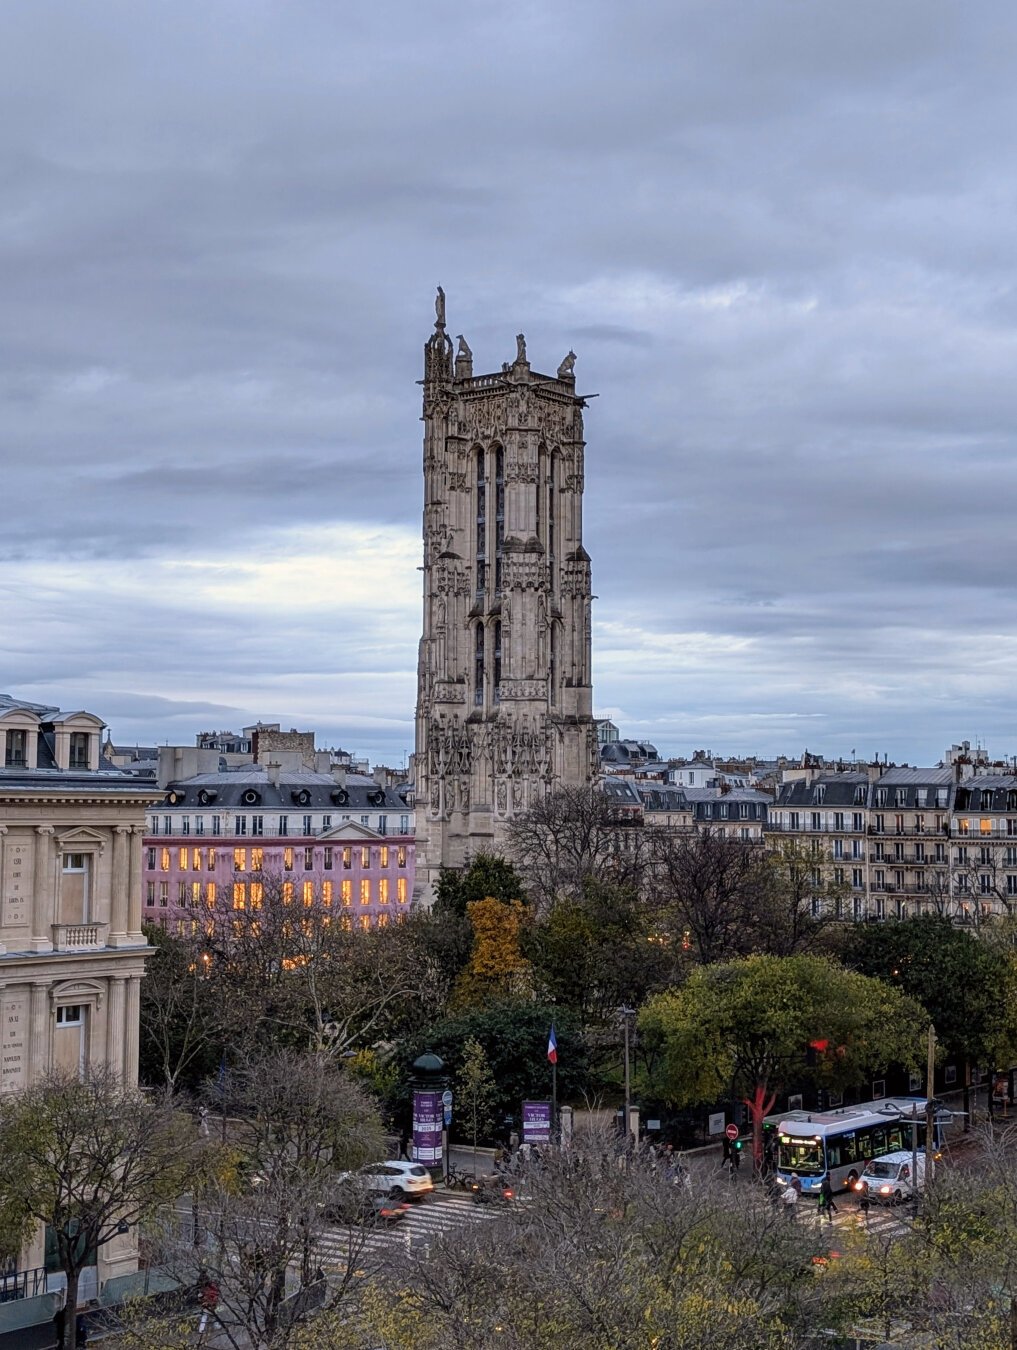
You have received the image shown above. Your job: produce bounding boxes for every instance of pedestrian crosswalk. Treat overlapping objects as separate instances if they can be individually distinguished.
[313,1190,501,1271]
[803,1200,913,1240]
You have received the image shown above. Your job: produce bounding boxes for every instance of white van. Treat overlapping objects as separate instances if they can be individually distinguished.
[857,1151,927,1203]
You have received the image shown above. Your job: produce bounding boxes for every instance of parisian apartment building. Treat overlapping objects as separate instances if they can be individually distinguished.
[0,694,161,1320]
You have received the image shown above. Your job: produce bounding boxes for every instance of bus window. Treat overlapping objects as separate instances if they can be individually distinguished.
[778,1139,823,1175]
[838,1131,856,1165]
[826,1141,842,1168]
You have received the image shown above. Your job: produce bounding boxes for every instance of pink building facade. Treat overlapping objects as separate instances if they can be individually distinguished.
[142,768,416,933]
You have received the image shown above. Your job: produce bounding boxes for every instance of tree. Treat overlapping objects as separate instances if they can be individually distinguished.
[758,839,847,957]
[139,924,223,1093]
[507,784,648,912]
[402,1002,589,1124]
[0,1069,197,1350]
[845,915,1017,1117]
[145,1050,386,1350]
[647,828,770,964]
[640,954,927,1168]
[452,897,531,1008]
[455,1038,498,1173]
[524,880,679,1025]
[433,852,527,918]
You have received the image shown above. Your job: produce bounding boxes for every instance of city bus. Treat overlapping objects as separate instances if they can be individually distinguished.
[763,1097,945,1196]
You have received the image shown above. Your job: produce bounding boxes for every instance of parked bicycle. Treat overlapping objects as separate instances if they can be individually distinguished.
[445,1164,471,1191]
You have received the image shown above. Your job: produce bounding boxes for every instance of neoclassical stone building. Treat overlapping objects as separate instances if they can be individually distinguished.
[0,694,160,1305]
[414,292,598,893]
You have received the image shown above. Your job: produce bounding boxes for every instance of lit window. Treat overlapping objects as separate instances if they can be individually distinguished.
[206,882,216,907]
[208,847,216,869]
[379,878,389,904]
[397,878,407,903]
[283,881,294,905]
[303,880,314,906]
[191,882,201,906]
[361,846,370,868]
[360,879,371,905]
[322,880,333,906]
[250,881,263,909]
[959,819,970,835]
[323,847,333,871]
[284,848,294,872]
[341,914,352,931]
[179,848,189,871]
[397,847,407,868]
[380,846,389,868]
[377,912,389,928]
[192,848,203,871]
[341,880,352,906]
[251,847,263,871]
[160,848,170,872]
[981,818,992,835]
[233,848,246,871]
[359,915,371,931]
[233,883,246,910]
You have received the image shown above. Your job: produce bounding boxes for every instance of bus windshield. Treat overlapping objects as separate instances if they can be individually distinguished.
[778,1139,824,1175]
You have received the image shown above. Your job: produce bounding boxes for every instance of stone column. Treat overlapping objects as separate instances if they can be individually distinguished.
[31,827,55,953]
[108,827,130,946]
[28,982,51,1084]
[0,825,7,955]
[123,976,140,1085]
[105,977,126,1078]
[126,829,144,940]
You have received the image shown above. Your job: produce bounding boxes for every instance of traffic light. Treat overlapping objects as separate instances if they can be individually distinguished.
[733,1137,743,1151]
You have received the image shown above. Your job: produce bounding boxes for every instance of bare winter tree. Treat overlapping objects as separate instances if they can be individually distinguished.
[506,784,648,912]
[647,827,769,964]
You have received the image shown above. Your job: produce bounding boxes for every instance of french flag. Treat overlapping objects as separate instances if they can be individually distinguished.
[547,1025,558,1065]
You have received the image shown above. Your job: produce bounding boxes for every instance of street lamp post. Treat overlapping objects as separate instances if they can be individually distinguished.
[618,1006,636,1146]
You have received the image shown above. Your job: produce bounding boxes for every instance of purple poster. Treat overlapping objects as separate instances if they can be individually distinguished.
[522,1100,552,1145]
[412,1090,442,1165]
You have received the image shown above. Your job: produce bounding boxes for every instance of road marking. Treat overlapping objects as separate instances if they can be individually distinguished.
[314,1191,502,1268]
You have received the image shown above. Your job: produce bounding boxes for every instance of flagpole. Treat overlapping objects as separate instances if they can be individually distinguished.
[552,1059,558,1141]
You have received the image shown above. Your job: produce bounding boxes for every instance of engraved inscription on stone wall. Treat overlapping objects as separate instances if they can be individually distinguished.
[1,993,28,1094]
[2,839,32,930]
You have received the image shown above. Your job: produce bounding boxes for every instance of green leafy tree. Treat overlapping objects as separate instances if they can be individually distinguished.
[525,880,679,1024]
[0,1069,197,1350]
[434,852,527,918]
[455,1038,498,1172]
[640,954,927,1168]
[402,1002,589,1124]
[845,915,1017,1089]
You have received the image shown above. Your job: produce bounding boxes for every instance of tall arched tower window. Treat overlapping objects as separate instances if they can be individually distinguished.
[475,447,486,598]
[494,446,505,596]
[548,452,557,593]
[549,622,558,705]
[474,622,485,706]
[493,621,502,704]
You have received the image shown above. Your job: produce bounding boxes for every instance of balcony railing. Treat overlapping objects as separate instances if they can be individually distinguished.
[0,1266,49,1304]
[51,922,109,952]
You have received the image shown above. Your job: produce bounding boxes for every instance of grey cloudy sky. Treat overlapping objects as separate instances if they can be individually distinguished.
[4,1,1017,768]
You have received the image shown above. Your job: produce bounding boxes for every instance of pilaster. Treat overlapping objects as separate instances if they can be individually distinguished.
[124,976,140,1085]
[107,826,131,946]
[30,826,55,952]
[28,981,51,1084]
[106,976,126,1077]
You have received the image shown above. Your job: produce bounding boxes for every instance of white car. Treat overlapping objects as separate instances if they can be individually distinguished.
[339,1161,434,1199]
[857,1151,927,1203]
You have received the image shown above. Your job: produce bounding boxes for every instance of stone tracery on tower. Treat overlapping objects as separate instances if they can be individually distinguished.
[414,290,597,895]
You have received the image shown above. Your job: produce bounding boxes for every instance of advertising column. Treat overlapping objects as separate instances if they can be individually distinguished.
[412,1089,443,1165]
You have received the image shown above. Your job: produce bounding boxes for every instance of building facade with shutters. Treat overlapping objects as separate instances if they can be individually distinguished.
[0,694,160,1307]
[143,766,415,931]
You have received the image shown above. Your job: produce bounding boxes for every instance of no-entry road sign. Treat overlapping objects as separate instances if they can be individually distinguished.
[725,1123,739,1141]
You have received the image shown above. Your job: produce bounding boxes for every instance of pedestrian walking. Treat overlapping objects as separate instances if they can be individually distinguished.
[856,1177,870,1224]
[819,1174,837,1222]
[781,1182,799,1215]
[398,1126,410,1161]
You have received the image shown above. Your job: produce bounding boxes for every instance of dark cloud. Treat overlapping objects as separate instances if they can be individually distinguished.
[4,1,1017,765]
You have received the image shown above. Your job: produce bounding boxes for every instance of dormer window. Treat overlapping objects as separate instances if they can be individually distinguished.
[5,729,26,767]
[814,785,826,805]
[69,732,90,769]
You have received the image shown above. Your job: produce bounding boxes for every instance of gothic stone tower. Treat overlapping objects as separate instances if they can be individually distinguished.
[414,289,597,894]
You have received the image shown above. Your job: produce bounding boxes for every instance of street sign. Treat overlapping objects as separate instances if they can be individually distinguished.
[441,1089,453,1107]
[443,1108,452,1126]
[725,1122,739,1141]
